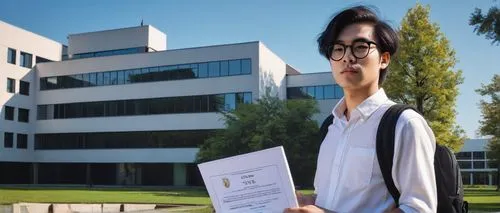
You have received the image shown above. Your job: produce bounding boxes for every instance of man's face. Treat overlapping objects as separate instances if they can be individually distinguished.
[329,23,389,92]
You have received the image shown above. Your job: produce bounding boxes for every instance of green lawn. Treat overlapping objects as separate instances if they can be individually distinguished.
[0,186,499,212]
[464,187,500,212]
[0,187,211,205]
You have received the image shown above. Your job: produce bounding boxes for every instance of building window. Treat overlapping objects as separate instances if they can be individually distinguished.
[17,134,28,149]
[7,48,16,64]
[18,108,29,123]
[7,78,15,93]
[473,161,486,169]
[473,151,485,160]
[4,106,14,120]
[37,92,252,120]
[35,130,216,150]
[39,58,252,90]
[456,152,472,160]
[36,56,52,64]
[287,85,342,100]
[4,132,13,148]
[20,81,29,96]
[458,161,472,169]
[20,52,33,68]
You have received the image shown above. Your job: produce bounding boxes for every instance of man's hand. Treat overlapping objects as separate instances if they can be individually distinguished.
[284,205,334,213]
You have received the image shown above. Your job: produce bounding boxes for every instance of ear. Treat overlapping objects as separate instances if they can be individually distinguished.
[380,52,390,69]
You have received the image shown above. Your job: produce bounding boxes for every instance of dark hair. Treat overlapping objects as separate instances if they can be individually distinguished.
[317,5,398,85]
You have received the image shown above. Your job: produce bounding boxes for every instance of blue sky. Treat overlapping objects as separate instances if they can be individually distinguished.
[1,0,497,138]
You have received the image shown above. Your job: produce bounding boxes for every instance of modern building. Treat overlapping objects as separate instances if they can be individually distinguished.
[456,139,498,186]
[0,20,341,186]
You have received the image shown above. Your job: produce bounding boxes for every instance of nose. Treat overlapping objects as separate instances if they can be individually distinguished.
[343,46,356,63]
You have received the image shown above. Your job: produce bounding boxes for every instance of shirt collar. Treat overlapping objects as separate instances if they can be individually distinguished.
[332,88,389,120]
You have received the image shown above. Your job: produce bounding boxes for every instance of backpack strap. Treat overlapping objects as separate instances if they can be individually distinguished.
[319,114,334,142]
[376,104,418,206]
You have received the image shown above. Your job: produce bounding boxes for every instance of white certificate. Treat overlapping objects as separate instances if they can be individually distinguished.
[198,146,298,213]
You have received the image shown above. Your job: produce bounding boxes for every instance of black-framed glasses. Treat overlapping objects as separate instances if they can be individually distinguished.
[328,40,378,61]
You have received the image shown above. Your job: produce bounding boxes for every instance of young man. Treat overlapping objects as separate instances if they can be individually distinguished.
[285,6,437,213]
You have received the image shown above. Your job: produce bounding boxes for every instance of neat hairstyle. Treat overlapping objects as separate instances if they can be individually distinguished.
[317,5,399,84]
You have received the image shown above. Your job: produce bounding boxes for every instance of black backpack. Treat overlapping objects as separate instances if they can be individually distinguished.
[319,104,468,213]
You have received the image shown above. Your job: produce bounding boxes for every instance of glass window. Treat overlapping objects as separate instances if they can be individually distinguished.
[133,69,142,82]
[18,108,29,123]
[177,64,193,80]
[241,59,251,74]
[125,69,134,83]
[473,151,485,160]
[307,86,315,98]
[20,52,33,68]
[141,68,151,82]
[315,86,324,100]
[89,73,97,86]
[37,105,48,120]
[96,72,104,86]
[224,93,236,111]
[220,61,229,76]
[7,48,16,64]
[458,161,471,169]
[117,71,125,85]
[47,77,58,89]
[7,78,15,93]
[456,152,472,160]
[191,64,199,78]
[229,60,241,75]
[209,61,220,77]
[472,172,489,185]
[17,134,28,149]
[20,81,29,96]
[487,161,498,169]
[82,73,90,87]
[4,132,13,148]
[461,172,471,185]
[110,71,118,85]
[4,106,14,120]
[103,72,111,85]
[473,161,486,169]
[243,92,252,104]
[324,85,334,99]
[198,63,208,78]
[334,84,344,98]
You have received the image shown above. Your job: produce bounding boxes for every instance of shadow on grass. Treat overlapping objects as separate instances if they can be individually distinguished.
[469,203,500,211]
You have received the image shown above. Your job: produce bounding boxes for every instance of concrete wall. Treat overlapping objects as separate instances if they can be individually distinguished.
[68,25,166,55]
[0,20,63,162]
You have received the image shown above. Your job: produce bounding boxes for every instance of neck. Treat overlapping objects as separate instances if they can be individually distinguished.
[343,84,379,120]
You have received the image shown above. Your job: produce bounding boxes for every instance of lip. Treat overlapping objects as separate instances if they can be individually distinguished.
[341,67,359,74]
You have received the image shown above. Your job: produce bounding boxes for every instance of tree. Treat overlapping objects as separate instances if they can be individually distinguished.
[476,74,500,190]
[196,91,321,186]
[469,4,500,45]
[384,4,465,151]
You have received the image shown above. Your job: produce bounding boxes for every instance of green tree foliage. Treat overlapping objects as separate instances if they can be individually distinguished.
[470,5,500,45]
[476,74,500,190]
[196,91,321,186]
[384,4,465,151]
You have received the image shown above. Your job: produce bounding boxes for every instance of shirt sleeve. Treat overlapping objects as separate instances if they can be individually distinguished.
[392,111,437,213]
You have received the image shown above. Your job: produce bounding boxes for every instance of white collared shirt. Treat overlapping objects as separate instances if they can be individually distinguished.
[314,89,437,213]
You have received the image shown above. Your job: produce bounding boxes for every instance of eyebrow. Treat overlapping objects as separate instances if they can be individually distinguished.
[334,38,376,44]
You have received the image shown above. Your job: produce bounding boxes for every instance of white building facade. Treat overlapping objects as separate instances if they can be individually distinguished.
[0,21,341,186]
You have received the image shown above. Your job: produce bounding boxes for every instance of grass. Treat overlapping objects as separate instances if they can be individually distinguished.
[0,186,499,212]
[464,186,500,212]
[0,187,211,205]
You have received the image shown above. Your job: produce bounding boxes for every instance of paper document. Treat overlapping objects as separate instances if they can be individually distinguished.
[198,146,298,213]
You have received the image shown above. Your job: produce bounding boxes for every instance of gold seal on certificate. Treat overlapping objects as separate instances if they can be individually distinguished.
[198,146,299,213]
